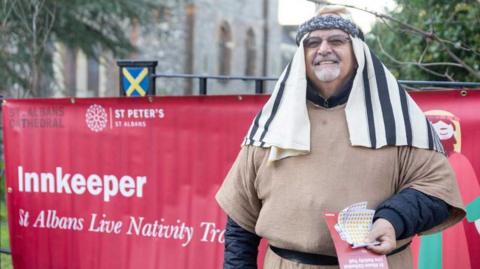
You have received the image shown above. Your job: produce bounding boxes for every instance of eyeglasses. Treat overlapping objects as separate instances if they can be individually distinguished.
[303,35,351,49]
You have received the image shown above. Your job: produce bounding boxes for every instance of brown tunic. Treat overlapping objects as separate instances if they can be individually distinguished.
[216,102,465,269]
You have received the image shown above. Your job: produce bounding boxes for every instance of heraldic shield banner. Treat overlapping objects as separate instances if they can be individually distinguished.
[2,92,480,269]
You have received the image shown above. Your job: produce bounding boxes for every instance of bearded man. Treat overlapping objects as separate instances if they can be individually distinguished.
[216,7,465,269]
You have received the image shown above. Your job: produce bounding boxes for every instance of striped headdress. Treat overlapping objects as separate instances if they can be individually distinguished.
[243,35,444,161]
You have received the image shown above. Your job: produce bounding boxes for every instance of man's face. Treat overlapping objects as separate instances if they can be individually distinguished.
[304,29,356,84]
[432,120,455,140]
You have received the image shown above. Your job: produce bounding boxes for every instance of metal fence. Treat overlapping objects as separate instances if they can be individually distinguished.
[117,60,480,97]
[153,74,480,95]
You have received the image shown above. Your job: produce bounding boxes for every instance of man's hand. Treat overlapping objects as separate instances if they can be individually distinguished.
[365,218,396,255]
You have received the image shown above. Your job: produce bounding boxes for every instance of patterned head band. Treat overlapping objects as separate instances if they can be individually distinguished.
[296,15,364,45]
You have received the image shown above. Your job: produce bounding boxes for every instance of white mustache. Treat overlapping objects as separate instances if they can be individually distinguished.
[313,57,339,65]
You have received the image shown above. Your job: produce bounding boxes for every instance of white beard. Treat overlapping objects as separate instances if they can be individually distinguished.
[313,65,341,81]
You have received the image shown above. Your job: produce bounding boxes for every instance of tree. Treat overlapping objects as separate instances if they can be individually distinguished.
[307,0,480,82]
[367,0,480,82]
[0,0,165,97]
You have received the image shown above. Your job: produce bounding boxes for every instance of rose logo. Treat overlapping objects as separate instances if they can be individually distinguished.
[85,104,107,132]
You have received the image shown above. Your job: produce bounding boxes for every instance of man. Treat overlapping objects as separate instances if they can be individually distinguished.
[216,7,465,269]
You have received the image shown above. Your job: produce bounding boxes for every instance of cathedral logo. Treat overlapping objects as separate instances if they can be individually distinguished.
[85,104,108,132]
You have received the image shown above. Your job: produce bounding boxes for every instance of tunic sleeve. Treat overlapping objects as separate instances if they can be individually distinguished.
[396,146,466,234]
[215,146,266,233]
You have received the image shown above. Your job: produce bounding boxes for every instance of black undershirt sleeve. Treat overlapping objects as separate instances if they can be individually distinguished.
[224,216,261,269]
[373,188,450,240]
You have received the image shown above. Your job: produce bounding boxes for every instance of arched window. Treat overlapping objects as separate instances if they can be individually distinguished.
[245,28,256,76]
[63,46,77,96]
[87,57,99,96]
[218,21,232,76]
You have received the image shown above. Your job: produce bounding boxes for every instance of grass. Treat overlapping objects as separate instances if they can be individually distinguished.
[0,199,13,269]
[1,131,12,268]
[1,159,13,269]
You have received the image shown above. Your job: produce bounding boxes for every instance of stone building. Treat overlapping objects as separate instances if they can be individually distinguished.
[54,0,282,97]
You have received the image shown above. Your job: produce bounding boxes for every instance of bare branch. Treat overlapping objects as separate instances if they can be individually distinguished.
[308,1,435,38]
[438,40,480,79]
[12,0,33,35]
[401,85,421,92]
[1,0,17,26]
[417,62,462,67]
[375,38,459,81]
[306,0,480,80]
[437,38,480,57]
[418,65,454,81]
[443,68,455,81]
[418,45,429,63]
[378,17,396,33]
[40,3,56,48]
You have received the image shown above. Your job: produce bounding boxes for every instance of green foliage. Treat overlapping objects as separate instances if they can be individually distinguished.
[366,0,480,81]
[52,0,154,59]
[0,161,4,218]
[0,200,11,269]
[0,0,165,97]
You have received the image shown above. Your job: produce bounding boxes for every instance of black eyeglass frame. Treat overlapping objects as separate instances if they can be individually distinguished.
[302,35,351,49]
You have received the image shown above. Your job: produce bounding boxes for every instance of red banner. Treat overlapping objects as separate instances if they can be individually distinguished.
[3,96,266,269]
[410,90,480,269]
[3,91,480,269]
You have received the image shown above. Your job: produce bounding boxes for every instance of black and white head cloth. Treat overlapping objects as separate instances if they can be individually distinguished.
[243,14,444,161]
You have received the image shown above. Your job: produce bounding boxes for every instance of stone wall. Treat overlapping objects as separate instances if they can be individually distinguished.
[190,0,281,95]
[55,0,282,97]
